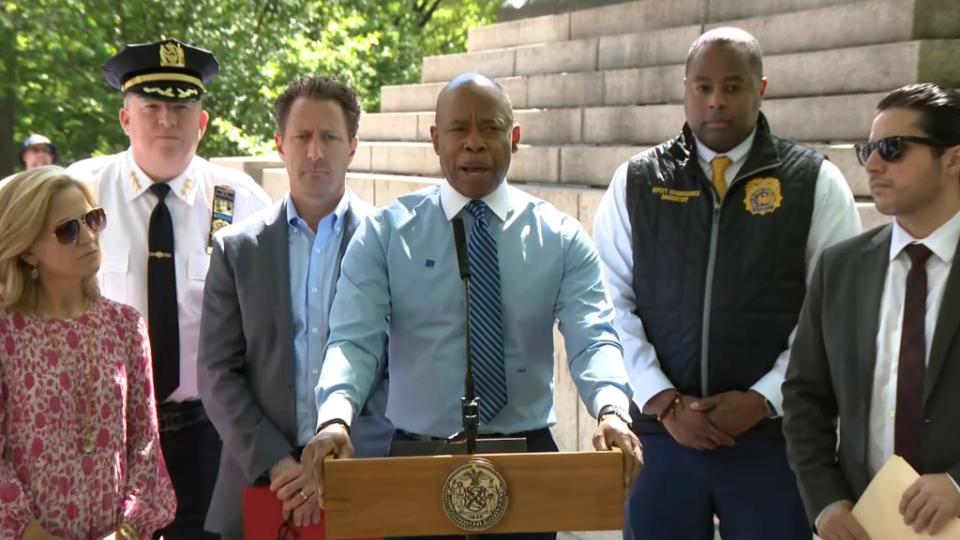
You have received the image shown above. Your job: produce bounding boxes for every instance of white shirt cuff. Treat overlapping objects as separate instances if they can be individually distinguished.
[814,500,852,533]
[749,371,784,417]
[315,395,356,433]
[632,371,675,414]
[591,386,632,418]
[949,474,960,495]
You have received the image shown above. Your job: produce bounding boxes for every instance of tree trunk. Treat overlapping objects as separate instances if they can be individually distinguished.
[0,90,14,177]
[0,30,16,177]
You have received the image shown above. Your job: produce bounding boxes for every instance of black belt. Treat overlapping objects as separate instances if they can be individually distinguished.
[157,399,208,433]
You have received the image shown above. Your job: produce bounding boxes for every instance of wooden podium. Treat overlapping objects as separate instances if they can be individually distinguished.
[323,450,625,538]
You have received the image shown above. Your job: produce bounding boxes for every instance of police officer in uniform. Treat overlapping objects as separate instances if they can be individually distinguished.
[68,38,272,539]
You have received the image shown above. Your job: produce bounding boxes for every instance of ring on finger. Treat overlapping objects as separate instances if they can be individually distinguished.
[299,489,310,502]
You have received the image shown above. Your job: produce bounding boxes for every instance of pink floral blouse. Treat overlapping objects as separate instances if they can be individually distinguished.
[0,297,176,539]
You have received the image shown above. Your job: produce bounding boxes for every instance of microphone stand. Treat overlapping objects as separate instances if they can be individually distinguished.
[453,217,480,456]
[450,217,523,540]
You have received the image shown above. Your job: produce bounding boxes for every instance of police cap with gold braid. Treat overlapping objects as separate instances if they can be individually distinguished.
[102,38,219,102]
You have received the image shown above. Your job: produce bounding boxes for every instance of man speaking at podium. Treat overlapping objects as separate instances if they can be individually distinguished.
[302,72,644,540]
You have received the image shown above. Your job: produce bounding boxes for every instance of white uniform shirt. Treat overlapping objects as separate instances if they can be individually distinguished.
[594,131,862,414]
[68,150,272,402]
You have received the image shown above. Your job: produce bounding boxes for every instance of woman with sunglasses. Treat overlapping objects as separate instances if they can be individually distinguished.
[0,166,175,540]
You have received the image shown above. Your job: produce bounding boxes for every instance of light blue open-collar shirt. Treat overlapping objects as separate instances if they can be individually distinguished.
[316,179,631,437]
[287,191,349,445]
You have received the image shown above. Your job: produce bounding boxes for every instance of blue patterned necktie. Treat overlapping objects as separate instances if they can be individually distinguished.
[466,200,507,423]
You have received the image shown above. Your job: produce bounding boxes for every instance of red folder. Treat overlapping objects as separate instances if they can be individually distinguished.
[243,487,381,540]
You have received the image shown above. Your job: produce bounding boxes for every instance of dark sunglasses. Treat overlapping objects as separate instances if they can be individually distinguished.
[854,136,945,166]
[52,208,107,245]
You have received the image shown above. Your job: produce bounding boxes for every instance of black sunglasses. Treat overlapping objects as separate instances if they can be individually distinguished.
[854,136,945,166]
[52,208,107,245]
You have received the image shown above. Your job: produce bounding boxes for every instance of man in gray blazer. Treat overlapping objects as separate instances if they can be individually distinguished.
[197,76,392,539]
[783,83,960,540]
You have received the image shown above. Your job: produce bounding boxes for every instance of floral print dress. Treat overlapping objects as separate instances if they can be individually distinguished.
[0,297,176,539]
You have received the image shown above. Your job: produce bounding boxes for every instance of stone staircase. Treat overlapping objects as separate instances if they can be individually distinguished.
[214,1,960,536]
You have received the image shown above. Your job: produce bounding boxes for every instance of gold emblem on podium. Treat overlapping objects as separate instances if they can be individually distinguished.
[441,458,509,531]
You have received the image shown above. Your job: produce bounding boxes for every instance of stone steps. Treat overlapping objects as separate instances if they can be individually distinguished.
[346,141,868,195]
[254,168,889,232]
[213,138,869,197]
[361,92,887,145]
[499,0,860,23]
[464,0,959,53]
[390,40,960,111]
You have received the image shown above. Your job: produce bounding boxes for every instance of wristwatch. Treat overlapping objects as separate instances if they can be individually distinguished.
[316,417,352,435]
[764,398,778,419]
[597,404,632,427]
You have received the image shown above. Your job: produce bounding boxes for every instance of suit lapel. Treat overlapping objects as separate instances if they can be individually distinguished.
[924,234,960,404]
[856,226,892,418]
[260,201,295,388]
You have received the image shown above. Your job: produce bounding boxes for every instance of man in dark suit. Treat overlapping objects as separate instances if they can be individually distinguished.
[197,76,393,539]
[783,82,960,540]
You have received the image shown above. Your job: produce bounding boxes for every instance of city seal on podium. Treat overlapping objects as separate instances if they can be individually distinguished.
[441,458,509,531]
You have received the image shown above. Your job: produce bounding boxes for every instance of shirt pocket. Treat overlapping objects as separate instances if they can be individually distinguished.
[185,252,212,315]
[188,251,211,281]
[99,247,130,302]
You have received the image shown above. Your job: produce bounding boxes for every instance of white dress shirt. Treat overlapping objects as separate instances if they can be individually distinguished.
[594,130,862,414]
[869,209,960,475]
[68,150,271,402]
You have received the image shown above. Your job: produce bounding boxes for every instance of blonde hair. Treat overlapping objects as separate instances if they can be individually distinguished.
[0,166,101,314]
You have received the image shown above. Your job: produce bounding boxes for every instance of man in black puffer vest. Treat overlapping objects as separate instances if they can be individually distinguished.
[594,27,861,539]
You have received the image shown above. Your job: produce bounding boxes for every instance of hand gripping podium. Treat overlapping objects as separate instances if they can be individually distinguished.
[322,449,626,538]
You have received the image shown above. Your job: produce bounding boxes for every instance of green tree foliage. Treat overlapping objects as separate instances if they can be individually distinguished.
[0,0,499,175]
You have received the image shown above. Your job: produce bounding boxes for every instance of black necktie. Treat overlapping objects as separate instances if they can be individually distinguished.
[895,243,933,470]
[147,183,180,402]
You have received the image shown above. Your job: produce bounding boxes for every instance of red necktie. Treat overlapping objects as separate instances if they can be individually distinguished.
[894,243,933,470]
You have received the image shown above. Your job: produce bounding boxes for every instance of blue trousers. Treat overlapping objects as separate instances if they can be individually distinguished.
[624,434,809,540]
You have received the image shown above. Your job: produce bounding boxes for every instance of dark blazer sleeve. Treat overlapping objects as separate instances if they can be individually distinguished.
[782,253,856,526]
[197,234,293,482]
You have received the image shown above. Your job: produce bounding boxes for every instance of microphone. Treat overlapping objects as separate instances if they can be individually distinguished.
[453,217,470,280]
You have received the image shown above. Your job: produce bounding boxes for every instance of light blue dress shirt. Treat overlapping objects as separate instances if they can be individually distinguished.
[287,192,348,445]
[316,180,631,437]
